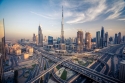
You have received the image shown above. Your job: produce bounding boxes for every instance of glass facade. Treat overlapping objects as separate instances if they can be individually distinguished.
[48,36,53,45]
[0,19,5,82]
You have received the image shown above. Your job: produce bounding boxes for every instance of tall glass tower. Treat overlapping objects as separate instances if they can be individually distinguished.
[101,27,104,48]
[61,6,64,43]
[0,19,5,82]
[38,25,43,46]
[96,31,100,48]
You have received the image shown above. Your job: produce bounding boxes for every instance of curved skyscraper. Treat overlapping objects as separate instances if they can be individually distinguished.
[38,25,43,46]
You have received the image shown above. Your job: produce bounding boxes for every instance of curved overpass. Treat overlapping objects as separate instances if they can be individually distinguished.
[26,57,72,83]
[41,53,123,83]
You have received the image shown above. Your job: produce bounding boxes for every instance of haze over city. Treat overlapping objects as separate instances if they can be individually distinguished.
[0,0,125,40]
[1,0,125,83]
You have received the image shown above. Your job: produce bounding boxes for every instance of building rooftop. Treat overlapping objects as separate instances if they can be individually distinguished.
[120,60,125,64]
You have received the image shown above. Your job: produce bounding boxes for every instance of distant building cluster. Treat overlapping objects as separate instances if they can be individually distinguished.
[6,43,33,60]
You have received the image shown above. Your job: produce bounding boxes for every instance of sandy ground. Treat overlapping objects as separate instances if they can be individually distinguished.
[66,69,75,79]
[48,75,58,83]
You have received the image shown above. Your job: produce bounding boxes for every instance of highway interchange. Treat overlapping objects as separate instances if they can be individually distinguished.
[4,44,125,83]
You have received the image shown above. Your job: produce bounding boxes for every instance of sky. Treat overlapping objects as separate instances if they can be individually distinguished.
[0,0,125,40]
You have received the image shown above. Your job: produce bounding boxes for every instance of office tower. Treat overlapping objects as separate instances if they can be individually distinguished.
[38,25,43,46]
[123,36,125,43]
[61,6,64,43]
[0,19,5,82]
[96,31,100,48]
[100,27,104,48]
[85,32,91,50]
[77,30,84,52]
[44,36,47,42]
[59,44,66,50]
[104,32,108,47]
[114,33,118,44]
[109,37,113,42]
[48,36,53,45]
[119,60,125,81]
[33,33,36,42]
[57,37,61,44]
[118,32,121,44]
[35,35,38,45]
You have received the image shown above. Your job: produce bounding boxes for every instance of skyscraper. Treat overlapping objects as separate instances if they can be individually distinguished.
[61,6,64,43]
[33,33,36,42]
[38,25,43,46]
[85,32,91,50]
[114,33,118,44]
[118,32,121,44]
[35,35,38,45]
[104,32,108,47]
[44,36,47,42]
[0,19,5,82]
[77,30,83,52]
[123,36,125,43]
[100,27,104,48]
[119,60,125,81]
[96,31,100,48]
[48,36,53,45]
[109,37,113,42]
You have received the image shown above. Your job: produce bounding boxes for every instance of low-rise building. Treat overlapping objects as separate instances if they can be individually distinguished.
[15,49,21,55]
[23,53,29,60]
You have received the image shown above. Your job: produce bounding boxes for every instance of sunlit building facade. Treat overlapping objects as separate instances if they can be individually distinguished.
[77,30,84,52]
[0,19,5,82]
[85,32,91,50]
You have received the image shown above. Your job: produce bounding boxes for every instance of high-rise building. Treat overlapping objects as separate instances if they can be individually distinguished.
[118,32,121,44]
[119,60,125,81]
[114,33,118,44]
[85,32,91,50]
[33,33,36,42]
[35,35,38,45]
[57,37,61,44]
[44,36,47,42]
[48,36,53,45]
[100,27,104,48]
[96,31,100,48]
[61,6,64,43]
[77,30,84,52]
[38,25,43,46]
[123,36,125,43]
[0,19,5,82]
[109,37,113,42]
[104,32,108,47]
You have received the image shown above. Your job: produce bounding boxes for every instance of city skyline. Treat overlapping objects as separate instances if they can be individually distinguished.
[0,0,125,40]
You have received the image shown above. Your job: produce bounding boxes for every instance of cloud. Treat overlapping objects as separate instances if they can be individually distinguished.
[66,0,106,24]
[30,11,56,19]
[118,18,125,21]
[105,0,125,20]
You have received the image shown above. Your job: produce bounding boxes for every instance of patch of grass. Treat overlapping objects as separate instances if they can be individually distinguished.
[74,58,78,61]
[56,66,60,70]
[60,70,67,80]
